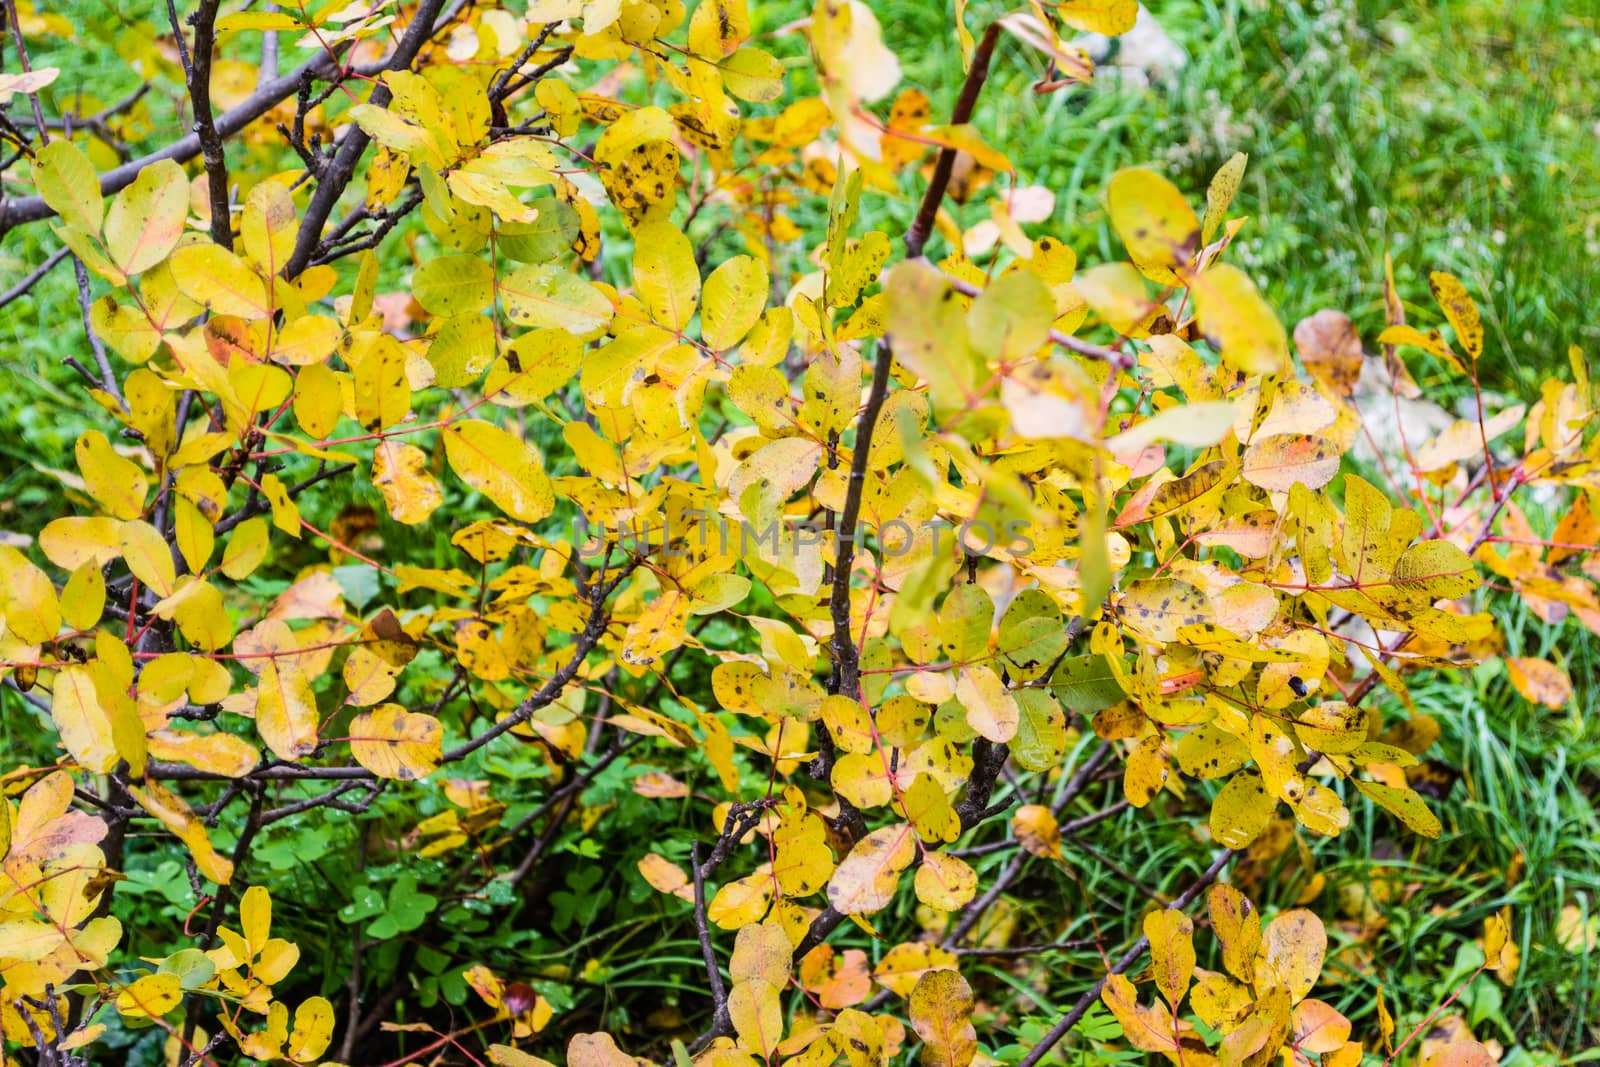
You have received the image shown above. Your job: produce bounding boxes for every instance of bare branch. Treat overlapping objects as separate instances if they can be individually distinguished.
[0,244,69,308]
[690,840,731,1037]
[184,0,235,248]
[904,21,1003,260]
[72,256,125,410]
[283,0,448,277]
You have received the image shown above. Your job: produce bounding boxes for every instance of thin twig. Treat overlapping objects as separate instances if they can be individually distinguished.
[72,255,125,410]
[0,245,69,308]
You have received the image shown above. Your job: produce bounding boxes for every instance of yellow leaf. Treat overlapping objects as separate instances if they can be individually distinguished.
[1210,770,1274,849]
[727,978,783,1057]
[171,244,272,319]
[34,139,103,234]
[633,220,700,331]
[486,329,584,406]
[115,972,182,1019]
[261,472,303,537]
[1241,433,1341,493]
[149,577,234,652]
[1055,0,1138,35]
[1118,578,1210,643]
[373,440,444,524]
[39,515,124,570]
[1,548,62,643]
[1123,732,1169,807]
[922,123,1011,172]
[1106,168,1200,285]
[443,419,555,523]
[900,772,960,845]
[1099,972,1179,1053]
[1353,779,1442,838]
[220,517,271,580]
[1202,151,1247,244]
[343,644,405,707]
[1208,884,1260,983]
[913,851,977,911]
[119,519,177,597]
[718,47,786,103]
[909,969,977,1067]
[76,430,148,519]
[1191,263,1289,375]
[257,660,320,759]
[1254,907,1326,1002]
[240,180,297,275]
[637,853,695,901]
[1428,270,1483,361]
[51,664,119,773]
[489,1046,558,1067]
[349,704,443,780]
[1506,656,1571,709]
[688,0,749,58]
[351,334,412,431]
[1012,804,1061,860]
[1146,909,1196,1010]
[954,664,1018,743]
[60,560,106,631]
[827,822,916,914]
[103,159,188,275]
[873,942,958,998]
[146,729,259,778]
[173,497,214,574]
[286,996,335,1063]
[414,254,495,317]
[701,254,769,349]
[241,884,272,955]
[293,362,343,437]
[1103,400,1238,453]
[0,919,65,961]
[501,264,614,335]
[1291,998,1352,1054]
[130,780,235,884]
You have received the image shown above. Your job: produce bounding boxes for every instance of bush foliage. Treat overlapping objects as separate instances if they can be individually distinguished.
[0,1,1590,1065]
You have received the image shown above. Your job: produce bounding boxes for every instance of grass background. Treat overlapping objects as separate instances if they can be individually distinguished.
[2,0,1598,1061]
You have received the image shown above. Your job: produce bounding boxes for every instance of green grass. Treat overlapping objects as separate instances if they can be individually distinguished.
[759,0,1600,393]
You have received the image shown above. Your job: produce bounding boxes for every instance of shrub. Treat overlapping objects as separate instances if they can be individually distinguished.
[0,2,1585,1065]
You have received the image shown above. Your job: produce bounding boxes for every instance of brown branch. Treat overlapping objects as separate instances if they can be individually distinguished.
[163,0,193,78]
[283,0,447,277]
[827,19,1015,710]
[904,21,1003,260]
[185,0,234,248]
[690,840,731,1036]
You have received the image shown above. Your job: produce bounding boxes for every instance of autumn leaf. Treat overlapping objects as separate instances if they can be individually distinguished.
[909,970,977,1067]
